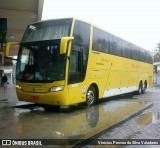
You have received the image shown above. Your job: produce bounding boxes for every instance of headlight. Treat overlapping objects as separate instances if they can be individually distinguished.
[16,85,22,90]
[49,86,64,92]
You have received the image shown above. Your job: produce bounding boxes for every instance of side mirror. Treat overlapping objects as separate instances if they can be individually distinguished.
[5,42,20,60]
[60,37,74,54]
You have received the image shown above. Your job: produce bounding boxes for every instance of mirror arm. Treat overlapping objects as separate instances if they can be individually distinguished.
[60,37,74,54]
[67,56,70,60]
[5,42,20,57]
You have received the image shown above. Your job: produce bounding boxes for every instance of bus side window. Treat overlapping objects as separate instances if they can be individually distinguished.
[111,36,121,56]
[123,40,127,58]
[93,27,109,54]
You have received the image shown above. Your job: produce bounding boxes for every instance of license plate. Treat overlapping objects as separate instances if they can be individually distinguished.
[30,96,39,100]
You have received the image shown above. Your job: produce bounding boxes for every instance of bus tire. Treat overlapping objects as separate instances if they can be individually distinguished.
[142,81,147,93]
[137,82,143,95]
[86,86,97,106]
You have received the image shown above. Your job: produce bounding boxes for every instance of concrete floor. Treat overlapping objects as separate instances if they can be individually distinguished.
[85,87,160,148]
[0,85,152,146]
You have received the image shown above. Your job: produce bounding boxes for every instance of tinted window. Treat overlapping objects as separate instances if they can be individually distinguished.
[16,40,66,83]
[92,26,152,64]
[121,40,126,57]
[93,27,109,53]
[68,20,90,84]
[22,18,72,43]
[149,55,153,63]
[132,46,137,60]
[122,41,131,58]
[145,52,153,63]
[111,36,121,56]
[139,50,145,62]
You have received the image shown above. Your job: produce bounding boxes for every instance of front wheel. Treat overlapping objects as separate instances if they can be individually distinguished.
[86,86,97,106]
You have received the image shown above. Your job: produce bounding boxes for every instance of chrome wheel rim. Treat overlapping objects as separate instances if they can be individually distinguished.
[87,90,95,105]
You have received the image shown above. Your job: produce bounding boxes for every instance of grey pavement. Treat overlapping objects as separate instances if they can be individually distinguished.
[0,84,30,107]
[86,87,160,148]
[0,85,160,148]
[0,84,18,106]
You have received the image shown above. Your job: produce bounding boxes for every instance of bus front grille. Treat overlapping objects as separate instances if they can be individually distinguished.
[22,87,49,93]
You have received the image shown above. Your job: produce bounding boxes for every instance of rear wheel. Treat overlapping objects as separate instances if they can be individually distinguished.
[137,82,143,95]
[142,81,147,93]
[86,86,97,106]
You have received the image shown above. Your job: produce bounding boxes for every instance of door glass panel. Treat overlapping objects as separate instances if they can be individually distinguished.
[68,20,90,84]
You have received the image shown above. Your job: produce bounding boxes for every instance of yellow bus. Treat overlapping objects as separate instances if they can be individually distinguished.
[6,18,153,108]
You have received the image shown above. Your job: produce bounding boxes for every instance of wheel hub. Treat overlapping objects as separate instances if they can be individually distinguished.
[87,90,95,105]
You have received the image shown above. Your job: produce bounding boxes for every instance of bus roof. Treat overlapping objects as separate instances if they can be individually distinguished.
[29,17,151,54]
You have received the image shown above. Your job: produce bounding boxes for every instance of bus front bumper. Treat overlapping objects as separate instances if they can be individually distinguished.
[16,89,69,106]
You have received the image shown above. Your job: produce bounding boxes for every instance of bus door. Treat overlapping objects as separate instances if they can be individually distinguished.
[67,20,90,104]
[68,47,83,104]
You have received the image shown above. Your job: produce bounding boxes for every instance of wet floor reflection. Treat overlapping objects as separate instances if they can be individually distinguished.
[0,100,151,145]
[136,112,160,125]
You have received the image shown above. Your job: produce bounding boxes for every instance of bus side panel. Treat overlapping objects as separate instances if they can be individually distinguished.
[85,51,153,99]
[67,83,84,105]
[85,52,112,99]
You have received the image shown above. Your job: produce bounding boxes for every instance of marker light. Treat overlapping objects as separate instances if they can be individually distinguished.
[50,86,64,92]
[16,85,22,90]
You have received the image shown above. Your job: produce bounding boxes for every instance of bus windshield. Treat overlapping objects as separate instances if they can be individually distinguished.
[22,18,72,43]
[16,40,66,83]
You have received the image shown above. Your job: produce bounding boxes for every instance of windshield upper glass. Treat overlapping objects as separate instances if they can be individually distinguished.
[22,18,72,43]
[16,40,66,83]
